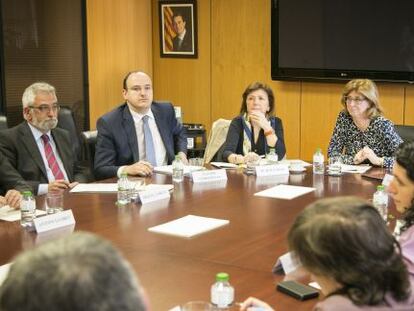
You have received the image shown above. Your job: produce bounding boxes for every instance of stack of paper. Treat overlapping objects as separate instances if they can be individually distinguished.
[148,215,229,238]
[0,206,47,222]
[254,184,315,200]
[210,162,238,169]
[341,164,371,174]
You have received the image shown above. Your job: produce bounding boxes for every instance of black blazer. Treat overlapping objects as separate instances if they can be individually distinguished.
[0,122,86,194]
[0,151,31,196]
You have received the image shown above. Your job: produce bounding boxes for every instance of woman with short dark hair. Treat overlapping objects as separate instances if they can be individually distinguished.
[222,82,286,164]
[240,197,414,310]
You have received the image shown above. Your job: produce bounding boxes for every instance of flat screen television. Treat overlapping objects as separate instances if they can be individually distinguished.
[271,0,414,83]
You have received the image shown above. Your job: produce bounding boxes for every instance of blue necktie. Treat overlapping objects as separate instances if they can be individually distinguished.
[142,115,157,166]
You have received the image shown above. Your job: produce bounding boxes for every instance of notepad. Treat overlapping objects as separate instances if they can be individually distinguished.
[254,184,315,200]
[154,165,205,175]
[0,206,47,222]
[148,215,229,238]
[210,162,239,169]
[341,164,371,174]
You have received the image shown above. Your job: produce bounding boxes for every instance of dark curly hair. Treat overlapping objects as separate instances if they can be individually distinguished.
[395,141,414,232]
[288,197,410,306]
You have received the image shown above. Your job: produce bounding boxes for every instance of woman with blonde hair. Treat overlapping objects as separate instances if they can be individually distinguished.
[328,79,402,168]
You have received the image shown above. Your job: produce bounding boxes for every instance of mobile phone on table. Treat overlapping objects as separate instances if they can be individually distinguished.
[276,280,319,301]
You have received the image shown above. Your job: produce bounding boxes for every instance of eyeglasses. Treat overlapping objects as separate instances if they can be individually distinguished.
[28,104,60,113]
[344,96,366,104]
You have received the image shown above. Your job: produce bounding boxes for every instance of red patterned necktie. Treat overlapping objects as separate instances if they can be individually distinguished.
[41,134,65,180]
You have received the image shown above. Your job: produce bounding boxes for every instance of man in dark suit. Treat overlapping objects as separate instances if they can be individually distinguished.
[0,82,85,195]
[172,12,192,52]
[0,151,29,208]
[94,71,187,180]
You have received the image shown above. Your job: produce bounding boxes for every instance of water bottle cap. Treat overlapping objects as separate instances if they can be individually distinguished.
[175,155,181,160]
[316,148,321,152]
[216,272,229,281]
[120,172,128,177]
[21,191,32,196]
[377,185,385,191]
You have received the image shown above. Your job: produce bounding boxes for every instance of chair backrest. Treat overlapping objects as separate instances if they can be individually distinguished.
[57,106,82,160]
[203,119,231,163]
[81,130,98,167]
[0,115,8,130]
[395,124,414,143]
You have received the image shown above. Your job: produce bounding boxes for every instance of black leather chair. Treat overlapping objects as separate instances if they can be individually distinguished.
[395,124,414,143]
[0,115,8,130]
[81,130,98,181]
[57,106,82,161]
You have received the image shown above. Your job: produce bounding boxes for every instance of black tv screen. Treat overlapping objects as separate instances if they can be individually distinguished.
[271,0,414,83]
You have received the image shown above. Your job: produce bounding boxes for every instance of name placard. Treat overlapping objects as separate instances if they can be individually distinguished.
[139,189,170,204]
[34,210,76,233]
[382,174,394,187]
[272,251,301,275]
[191,169,227,183]
[256,164,289,177]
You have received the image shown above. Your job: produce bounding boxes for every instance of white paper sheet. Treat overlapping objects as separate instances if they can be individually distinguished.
[341,164,371,174]
[279,159,312,167]
[0,206,47,222]
[0,263,11,286]
[254,184,315,200]
[154,165,205,175]
[70,183,174,193]
[148,215,229,238]
[210,162,239,169]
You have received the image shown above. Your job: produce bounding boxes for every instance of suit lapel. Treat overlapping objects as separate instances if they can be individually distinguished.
[20,123,48,179]
[122,105,139,162]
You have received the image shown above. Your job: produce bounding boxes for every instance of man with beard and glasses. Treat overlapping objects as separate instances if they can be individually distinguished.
[0,82,86,195]
[94,71,187,180]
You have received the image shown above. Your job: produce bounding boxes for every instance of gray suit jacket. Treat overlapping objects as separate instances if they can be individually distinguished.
[0,122,86,195]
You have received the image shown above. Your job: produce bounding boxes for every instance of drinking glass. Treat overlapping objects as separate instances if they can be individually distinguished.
[128,178,145,202]
[181,301,214,311]
[46,191,64,214]
[328,156,342,176]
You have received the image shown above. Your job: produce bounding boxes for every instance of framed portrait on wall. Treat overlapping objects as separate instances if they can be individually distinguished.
[159,0,198,58]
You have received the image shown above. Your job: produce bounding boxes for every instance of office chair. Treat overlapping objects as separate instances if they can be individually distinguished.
[395,124,414,143]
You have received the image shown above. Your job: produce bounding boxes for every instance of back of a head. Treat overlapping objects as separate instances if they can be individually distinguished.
[0,232,147,311]
[288,197,410,306]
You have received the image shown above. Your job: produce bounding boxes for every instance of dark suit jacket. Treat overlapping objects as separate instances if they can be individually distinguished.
[0,151,31,196]
[94,102,187,180]
[173,31,192,52]
[0,122,86,195]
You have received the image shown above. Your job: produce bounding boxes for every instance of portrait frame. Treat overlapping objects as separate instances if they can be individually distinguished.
[159,0,198,58]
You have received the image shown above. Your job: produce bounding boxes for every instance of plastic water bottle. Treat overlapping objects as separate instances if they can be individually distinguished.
[172,155,184,183]
[20,191,36,228]
[266,148,278,163]
[117,173,130,206]
[313,148,325,174]
[373,185,388,221]
[211,272,235,308]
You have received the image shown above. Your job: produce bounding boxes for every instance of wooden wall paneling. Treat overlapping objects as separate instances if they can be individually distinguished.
[87,0,152,129]
[211,0,301,158]
[404,86,414,125]
[300,83,343,160]
[376,83,404,124]
[152,0,211,131]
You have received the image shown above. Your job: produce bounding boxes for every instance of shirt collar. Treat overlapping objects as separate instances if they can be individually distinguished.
[128,106,154,123]
[27,122,52,142]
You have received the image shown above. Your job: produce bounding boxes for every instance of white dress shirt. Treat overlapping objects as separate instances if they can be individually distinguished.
[28,123,69,195]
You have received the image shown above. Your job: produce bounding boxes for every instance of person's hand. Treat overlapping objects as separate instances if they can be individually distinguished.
[68,182,79,189]
[178,151,188,165]
[4,190,22,209]
[124,161,153,177]
[248,112,271,131]
[239,297,274,311]
[362,146,382,166]
[353,149,366,164]
[244,152,261,163]
[48,180,71,192]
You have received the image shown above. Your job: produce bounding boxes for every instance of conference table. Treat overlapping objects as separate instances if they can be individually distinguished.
[0,165,390,310]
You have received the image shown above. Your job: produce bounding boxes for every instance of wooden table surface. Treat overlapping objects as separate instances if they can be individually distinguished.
[0,167,388,311]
